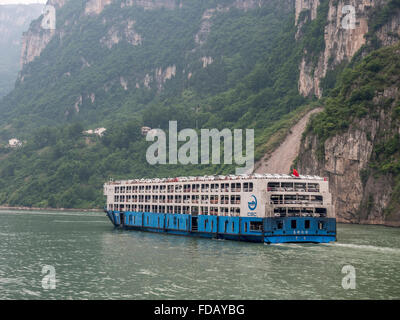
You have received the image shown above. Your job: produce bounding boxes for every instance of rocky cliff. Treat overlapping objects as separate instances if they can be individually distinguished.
[295,0,398,98]
[18,0,274,78]
[297,44,400,226]
[19,0,65,67]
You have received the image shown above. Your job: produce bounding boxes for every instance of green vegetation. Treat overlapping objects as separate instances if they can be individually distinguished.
[0,0,302,140]
[306,44,400,144]
[0,0,398,210]
[297,0,330,67]
[307,43,400,209]
[0,0,318,208]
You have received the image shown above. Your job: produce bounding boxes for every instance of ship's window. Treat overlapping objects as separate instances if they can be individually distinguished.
[231,183,241,192]
[282,182,294,190]
[244,222,247,233]
[294,183,306,191]
[232,221,234,232]
[308,183,320,192]
[249,221,263,232]
[221,183,229,192]
[298,195,309,202]
[311,195,323,202]
[235,208,240,216]
[291,220,297,229]
[191,206,199,215]
[274,208,286,217]
[271,195,282,204]
[316,207,327,217]
[284,195,296,203]
[318,221,325,230]
[305,220,310,229]
[288,207,301,216]
[211,184,219,191]
[276,220,283,229]
[248,182,253,192]
[224,220,228,233]
[267,182,279,191]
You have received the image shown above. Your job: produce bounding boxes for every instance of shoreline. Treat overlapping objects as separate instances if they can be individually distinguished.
[0,206,102,213]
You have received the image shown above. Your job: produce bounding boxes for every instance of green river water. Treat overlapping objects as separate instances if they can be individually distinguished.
[0,209,399,299]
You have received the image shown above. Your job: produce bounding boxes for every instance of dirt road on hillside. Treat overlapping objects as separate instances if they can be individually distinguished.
[254,108,322,174]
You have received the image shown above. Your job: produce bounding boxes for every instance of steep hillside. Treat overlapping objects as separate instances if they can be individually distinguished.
[294,0,400,226]
[0,4,44,97]
[254,107,322,174]
[0,0,301,141]
[297,43,400,226]
[296,0,400,98]
[0,0,399,217]
[0,0,310,208]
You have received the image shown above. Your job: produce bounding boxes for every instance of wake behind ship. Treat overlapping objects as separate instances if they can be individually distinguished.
[103,173,336,244]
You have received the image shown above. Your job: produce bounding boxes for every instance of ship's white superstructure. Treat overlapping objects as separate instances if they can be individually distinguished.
[104,174,334,219]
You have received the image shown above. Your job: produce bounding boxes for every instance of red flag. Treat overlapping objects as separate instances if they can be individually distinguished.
[293,169,299,177]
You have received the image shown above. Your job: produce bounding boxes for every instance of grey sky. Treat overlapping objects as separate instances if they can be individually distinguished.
[0,0,46,5]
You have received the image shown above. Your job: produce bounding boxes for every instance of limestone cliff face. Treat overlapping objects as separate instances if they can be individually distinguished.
[295,0,320,25]
[376,13,400,46]
[19,0,271,88]
[20,0,66,68]
[296,0,397,98]
[20,27,55,68]
[294,2,400,226]
[297,87,400,226]
[100,19,142,48]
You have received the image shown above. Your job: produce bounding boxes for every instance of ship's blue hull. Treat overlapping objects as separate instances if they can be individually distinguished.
[106,211,336,244]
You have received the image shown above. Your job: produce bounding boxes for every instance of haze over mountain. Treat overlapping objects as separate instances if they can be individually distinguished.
[0,3,44,97]
[0,0,399,226]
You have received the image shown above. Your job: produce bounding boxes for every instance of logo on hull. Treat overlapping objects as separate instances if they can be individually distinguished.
[248,195,257,211]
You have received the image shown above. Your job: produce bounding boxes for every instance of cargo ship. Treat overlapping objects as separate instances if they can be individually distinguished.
[103,173,336,243]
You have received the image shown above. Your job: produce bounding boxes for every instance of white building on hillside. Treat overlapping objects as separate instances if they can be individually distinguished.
[8,138,22,148]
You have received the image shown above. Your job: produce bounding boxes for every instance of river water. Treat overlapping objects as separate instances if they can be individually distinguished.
[0,209,399,299]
